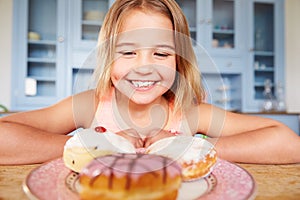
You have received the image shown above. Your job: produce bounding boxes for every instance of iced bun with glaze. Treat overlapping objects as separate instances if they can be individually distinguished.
[79,153,182,200]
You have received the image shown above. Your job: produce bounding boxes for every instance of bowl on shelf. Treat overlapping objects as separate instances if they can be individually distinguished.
[84,11,105,21]
[28,32,41,40]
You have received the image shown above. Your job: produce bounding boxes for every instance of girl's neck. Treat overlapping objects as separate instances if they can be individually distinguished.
[113,89,169,135]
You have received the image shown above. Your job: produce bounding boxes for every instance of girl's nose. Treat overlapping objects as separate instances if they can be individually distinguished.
[133,64,154,74]
[134,51,154,74]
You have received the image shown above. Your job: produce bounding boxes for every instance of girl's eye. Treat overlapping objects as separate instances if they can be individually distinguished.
[154,52,170,58]
[118,51,136,58]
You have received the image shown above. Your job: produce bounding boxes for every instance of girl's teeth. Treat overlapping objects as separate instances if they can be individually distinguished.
[131,81,155,88]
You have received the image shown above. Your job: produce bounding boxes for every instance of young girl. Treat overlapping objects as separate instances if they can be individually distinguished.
[0,0,299,165]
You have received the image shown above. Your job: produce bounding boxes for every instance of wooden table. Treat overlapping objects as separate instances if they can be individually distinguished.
[0,162,300,200]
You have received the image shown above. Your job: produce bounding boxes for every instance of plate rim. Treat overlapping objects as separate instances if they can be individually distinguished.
[23,158,256,200]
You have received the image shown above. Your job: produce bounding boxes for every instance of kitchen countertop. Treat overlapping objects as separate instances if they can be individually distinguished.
[0,161,300,199]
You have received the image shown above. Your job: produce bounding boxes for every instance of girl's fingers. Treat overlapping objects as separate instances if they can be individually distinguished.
[121,129,140,138]
[135,138,144,148]
[144,130,174,148]
[116,129,145,148]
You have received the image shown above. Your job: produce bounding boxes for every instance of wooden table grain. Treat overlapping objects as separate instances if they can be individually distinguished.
[0,162,300,200]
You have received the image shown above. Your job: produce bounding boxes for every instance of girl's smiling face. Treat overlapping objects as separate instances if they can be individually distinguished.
[111,10,176,105]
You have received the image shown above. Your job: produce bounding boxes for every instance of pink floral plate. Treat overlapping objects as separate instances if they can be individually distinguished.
[23,158,256,200]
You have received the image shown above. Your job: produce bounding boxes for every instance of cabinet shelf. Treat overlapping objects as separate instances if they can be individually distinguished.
[27,76,56,82]
[254,82,274,87]
[213,29,234,34]
[28,57,56,63]
[254,51,274,56]
[254,67,274,72]
[189,27,197,32]
[82,20,103,26]
[28,40,56,45]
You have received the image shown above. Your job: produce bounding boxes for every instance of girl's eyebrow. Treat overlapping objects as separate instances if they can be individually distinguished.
[155,44,175,51]
[116,42,136,48]
[116,42,175,51]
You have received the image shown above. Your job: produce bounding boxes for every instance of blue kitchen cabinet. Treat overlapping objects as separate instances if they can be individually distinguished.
[11,0,69,110]
[70,0,115,50]
[250,114,300,135]
[243,0,285,112]
[11,0,285,114]
[176,0,245,60]
[176,0,245,111]
[68,0,115,96]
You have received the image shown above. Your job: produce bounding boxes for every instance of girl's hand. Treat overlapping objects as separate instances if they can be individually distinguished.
[143,129,175,148]
[116,129,144,148]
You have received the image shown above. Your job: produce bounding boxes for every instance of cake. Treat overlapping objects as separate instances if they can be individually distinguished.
[63,129,136,172]
[79,153,182,200]
[63,129,217,182]
[146,136,217,181]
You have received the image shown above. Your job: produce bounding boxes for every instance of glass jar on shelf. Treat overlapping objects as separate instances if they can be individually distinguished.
[275,82,286,112]
[262,79,276,112]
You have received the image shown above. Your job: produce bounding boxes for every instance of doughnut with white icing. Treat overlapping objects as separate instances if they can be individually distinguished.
[146,136,217,181]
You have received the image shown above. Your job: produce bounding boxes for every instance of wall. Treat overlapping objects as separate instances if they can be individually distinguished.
[0,0,13,110]
[285,0,300,113]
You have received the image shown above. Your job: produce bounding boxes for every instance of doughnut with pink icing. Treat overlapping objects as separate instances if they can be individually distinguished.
[79,153,182,200]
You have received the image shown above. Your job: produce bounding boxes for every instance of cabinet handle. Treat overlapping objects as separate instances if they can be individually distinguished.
[227,61,233,67]
[249,48,254,52]
[58,36,65,43]
[199,19,205,24]
[206,19,212,24]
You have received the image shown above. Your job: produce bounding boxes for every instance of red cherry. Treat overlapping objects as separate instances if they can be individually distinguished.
[95,126,107,133]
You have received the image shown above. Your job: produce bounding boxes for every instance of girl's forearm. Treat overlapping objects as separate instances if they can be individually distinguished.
[0,121,70,165]
[209,125,300,164]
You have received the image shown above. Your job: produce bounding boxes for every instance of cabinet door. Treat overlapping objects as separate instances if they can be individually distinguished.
[202,0,243,56]
[176,0,243,112]
[244,0,284,112]
[198,0,243,56]
[11,0,68,110]
[175,0,198,43]
[71,0,114,50]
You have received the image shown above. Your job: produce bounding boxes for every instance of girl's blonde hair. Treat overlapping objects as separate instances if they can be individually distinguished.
[93,0,205,113]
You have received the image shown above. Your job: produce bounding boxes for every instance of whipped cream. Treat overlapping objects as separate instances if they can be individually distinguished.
[146,136,216,164]
[64,128,136,153]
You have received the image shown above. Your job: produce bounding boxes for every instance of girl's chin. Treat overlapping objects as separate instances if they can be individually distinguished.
[129,95,161,105]
[114,85,168,105]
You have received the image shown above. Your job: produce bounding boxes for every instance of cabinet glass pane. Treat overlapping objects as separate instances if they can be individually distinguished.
[27,0,57,97]
[72,68,94,93]
[212,0,235,49]
[82,0,109,41]
[175,0,197,42]
[28,0,57,40]
[253,3,274,100]
[27,63,56,79]
[202,74,241,111]
[36,81,56,96]
[28,43,56,59]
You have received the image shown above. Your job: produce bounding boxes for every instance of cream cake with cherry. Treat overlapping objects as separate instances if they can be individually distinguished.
[63,129,136,172]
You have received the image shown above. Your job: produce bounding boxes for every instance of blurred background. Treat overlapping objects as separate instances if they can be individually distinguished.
[0,0,299,133]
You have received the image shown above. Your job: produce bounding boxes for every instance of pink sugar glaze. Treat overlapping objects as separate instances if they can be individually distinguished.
[81,153,181,181]
[135,148,146,154]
